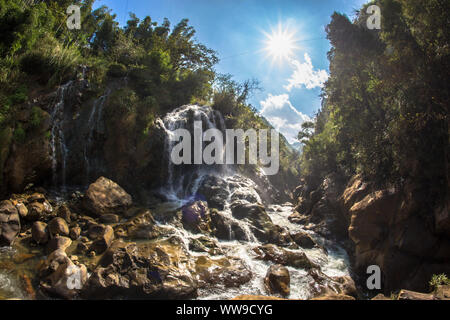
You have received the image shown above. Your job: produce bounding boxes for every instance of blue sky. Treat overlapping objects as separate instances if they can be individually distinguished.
[95,0,368,144]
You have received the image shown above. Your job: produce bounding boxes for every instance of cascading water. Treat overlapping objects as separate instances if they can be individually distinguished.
[84,90,110,182]
[50,81,73,192]
[157,105,229,203]
[154,104,351,300]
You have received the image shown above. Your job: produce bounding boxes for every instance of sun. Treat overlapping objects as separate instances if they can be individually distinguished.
[264,24,297,62]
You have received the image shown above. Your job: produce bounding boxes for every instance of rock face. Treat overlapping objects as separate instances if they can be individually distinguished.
[83,177,132,216]
[83,238,197,299]
[264,265,290,297]
[294,173,450,294]
[346,178,450,293]
[292,174,348,240]
[0,200,21,246]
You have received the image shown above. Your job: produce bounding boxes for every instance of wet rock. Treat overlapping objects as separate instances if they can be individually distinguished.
[0,200,21,246]
[48,217,70,238]
[57,205,71,223]
[83,177,132,216]
[197,176,230,210]
[189,236,223,255]
[308,269,357,298]
[46,236,72,254]
[210,209,248,241]
[290,231,317,249]
[264,265,290,297]
[195,255,252,289]
[99,214,119,224]
[82,238,197,299]
[26,202,46,221]
[39,249,88,299]
[288,212,307,224]
[28,193,46,203]
[32,221,49,244]
[231,201,292,246]
[253,244,319,270]
[77,242,90,255]
[69,226,81,240]
[182,201,211,234]
[16,203,28,219]
[114,209,161,240]
[88,224,114,254]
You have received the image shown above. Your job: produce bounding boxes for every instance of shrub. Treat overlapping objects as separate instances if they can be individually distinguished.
[107,63,127,78]
[430,274,450,291]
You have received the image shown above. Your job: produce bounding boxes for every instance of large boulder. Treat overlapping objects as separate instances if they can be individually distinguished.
[48,217,70,238]
[194,255,252,289]
[39,249,88,299]
[82,237,197,299]
[189,236,223,255]
[114,209,161,240]
[197,175,230,210]
[182,201,212,234]
[46,236,72,254]
[32,221,49,244]
[210,209,248,241]
[307,269,357,298]
[0,200,21,246]
[253,244,319,270]
[83,177,132,216]
[88,224,114,254]
[231,201,293,246]
[290,231,317,249]
[264,265,290,297]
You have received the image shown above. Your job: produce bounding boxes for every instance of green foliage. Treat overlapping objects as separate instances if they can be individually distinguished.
[106,88,138,117]
[302,0,449,208]
[29,106,43,128]
[107,63,127,78]
[13,123,26,144]
[430,274,450,291]
[20,35,80,85]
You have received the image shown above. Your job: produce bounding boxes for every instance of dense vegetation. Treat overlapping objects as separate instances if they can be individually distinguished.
[300,0,449,210]
[0,0,300,192]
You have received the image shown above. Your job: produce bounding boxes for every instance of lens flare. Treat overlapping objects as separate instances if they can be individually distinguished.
[264,24,298,62]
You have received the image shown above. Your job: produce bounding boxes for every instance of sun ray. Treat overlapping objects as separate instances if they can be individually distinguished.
[264,23,298,63]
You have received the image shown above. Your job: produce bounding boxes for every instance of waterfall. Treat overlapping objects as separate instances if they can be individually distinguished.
[50,81,73,192]
[84,90,110,182]
[157,105,229,202]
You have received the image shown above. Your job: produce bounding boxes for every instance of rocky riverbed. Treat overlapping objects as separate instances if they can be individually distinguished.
[0,174,359,300]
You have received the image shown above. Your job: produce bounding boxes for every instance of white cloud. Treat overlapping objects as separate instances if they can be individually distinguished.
[260,94,311,145]
[285,53,328,91]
